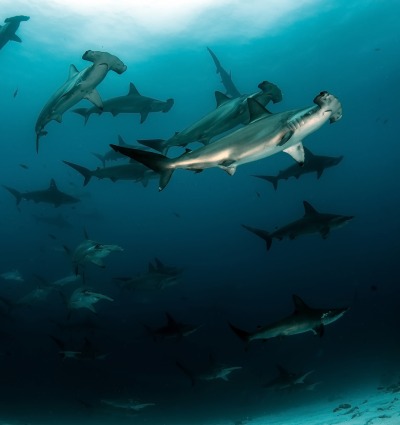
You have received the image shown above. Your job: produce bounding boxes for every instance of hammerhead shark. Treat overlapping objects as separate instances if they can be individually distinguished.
[35,50,127,151]
[137,80,282,154]
[253,147,344,190]
[229,294,348,344]
[207,47,241,98]
[111,91,342,191]
[0,15,30,50]
[66,287,114,313]
[2,179,80,208]
[62,159,156,187]
[73,82,174,124]
[242,200,354,250]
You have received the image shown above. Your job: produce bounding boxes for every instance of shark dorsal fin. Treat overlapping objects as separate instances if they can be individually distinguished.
[154,257,164,269]
[118,135,126,146]
[148,263,156,272]
[292,294,311,314]
[247,98,272,123]
[68,64,79,80]
[303,201,318,216]
[215,91,231,107]
[49,179,57,190]
[128,82,140,96]
[165,312,177,326]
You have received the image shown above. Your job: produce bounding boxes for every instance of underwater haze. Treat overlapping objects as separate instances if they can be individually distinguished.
[0,1,399,424]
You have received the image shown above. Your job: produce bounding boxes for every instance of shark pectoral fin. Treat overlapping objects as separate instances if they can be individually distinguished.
[91,258,105,268]
[219,160,236,176]
[313,324,324,337]
[320,227,330,239]
[277,130,294,147]
[140,110,150,124]
[52,114,63,123]
[283,142,305,165]
[85,89,103,109]
[10,34,22,43]
[316,168,324,179]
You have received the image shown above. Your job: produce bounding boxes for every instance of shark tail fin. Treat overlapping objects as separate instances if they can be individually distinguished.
[63,161,92,186]
[72,108,91,125]
[163,98,174,113]
[137,139,168,155]
[110,145,174,191]
[92,152,106,168]
[241,224,273,251]
[252,175,279,190]
[2,185,22,205]
[176,360,196,387]
[228,322,251,343]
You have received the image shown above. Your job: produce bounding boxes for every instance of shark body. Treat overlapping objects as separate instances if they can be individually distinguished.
[137,80,282,154]
[242,200,353,250]
[63,159,156,187]
[35,50,127,151]
[73,82,174,124]
[263,365,316,391]
[0,15,30,50]
[229,294,348,344]
[112,91,342,191]
[253,147,344,190]
[207,47,241,98]
[3,179,80,208]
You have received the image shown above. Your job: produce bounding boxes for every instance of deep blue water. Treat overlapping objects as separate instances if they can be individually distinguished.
[0,1,399,424]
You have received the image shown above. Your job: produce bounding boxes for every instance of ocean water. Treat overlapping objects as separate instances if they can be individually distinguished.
[0,1,399,424]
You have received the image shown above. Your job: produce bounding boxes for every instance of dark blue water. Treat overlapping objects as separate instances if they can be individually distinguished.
[0,2,399,424]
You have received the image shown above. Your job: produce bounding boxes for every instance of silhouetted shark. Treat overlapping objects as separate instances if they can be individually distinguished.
[207,47,241,98]
[35,50,127,151]
[112,91,342,191]
[253,147,343,190]
[242,200,353,250]
[229,294,348,344]
[0,15,30,50]
[73,82,173,124]
[3,179,80,207]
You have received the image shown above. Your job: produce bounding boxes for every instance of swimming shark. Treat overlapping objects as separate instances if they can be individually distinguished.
[35,50,127,152]
[73,81,174,124]
[2,179,80,208]
[229,294,348,344]
[176,355,242,386]
[242,200,354,250]
[100,399,155,413]
[137,80,282,154]
[67,287,114,313]
[62,159,157,187]
[143,312,202,341]
[207,47,241,98]
[253,147,344,190]
[64,234,123,274]
[1,269,24,282]
[0,15,30,50]
[92,135,140,167]
[263,364,316,391]
[112,91,342,191]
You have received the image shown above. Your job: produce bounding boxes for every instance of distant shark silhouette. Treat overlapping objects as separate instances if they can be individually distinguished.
[73,82,174,124]
[0,15,30,50]
[207,47,241,98]
[229,294,348,345]
[253,147,344,190]
[242,200,353,250]
[3,179,80,208]
[92,135,140,167]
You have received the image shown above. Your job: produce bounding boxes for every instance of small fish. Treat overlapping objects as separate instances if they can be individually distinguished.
[19,164,29,169]
[13,88,18,98]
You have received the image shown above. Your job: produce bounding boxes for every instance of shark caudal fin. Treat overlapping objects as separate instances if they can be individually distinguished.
[72,108,92,125]
[163,98,175,113]
[62,161,92,186]
[2,185,22,205]
[241,224,273,250]
[228,322,252,343]
[252,174,279,190]
[137,139,168,155]
[110,145,174,191]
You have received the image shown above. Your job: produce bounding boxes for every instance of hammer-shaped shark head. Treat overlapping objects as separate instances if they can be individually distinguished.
[320,306,349,326]
[82,50,127,74]
[313,91,343,123]
[258,80,283,104]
